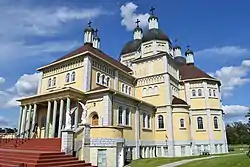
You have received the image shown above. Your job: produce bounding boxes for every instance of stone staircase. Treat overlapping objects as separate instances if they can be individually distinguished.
[0,138,96,167]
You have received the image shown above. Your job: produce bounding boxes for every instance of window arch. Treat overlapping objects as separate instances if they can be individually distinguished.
[128,87,131,95]
[52,77,56,86]
[158,115,164,129]
[122,84,125,92]
[71,71,76,82]
[198,89,202,96]
[192,89,196,96]
[106,77,110,87]
[97,73,101,83]
[66,73,70,83]
[101,74,105,85]
[92,114,99,126]
[118,106,123,124]
[214,116,218,129]
[209,89,212,96]
[148,87,152,94]
[180,118,185,128]
[125,85,128,94]
[197,117,204,129]
[154,86,159,94]
[125,108,130,125]
[143,113,146,128]
[213,90,216,97]
[48,78,52,88]
[142,88,147,96]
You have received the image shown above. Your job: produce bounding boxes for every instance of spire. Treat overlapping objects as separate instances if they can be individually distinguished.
[133,19,143,40]
[148,6,159,29]
[93,28,100,49]
[84,21,94,44]
[185,44,194,65]
[173,39,182,57]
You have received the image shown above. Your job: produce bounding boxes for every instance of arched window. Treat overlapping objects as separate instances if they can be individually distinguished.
[148,115,151,128]
[192,89,196,97]
[122,84,125,92]
[102,74,105,85]
[198,89,202,96]
[125,85,128,93]
[180,118,185,128]
[97,73,101,83]
[118,106,123,124]
[125,108,130,125]
[106,77,110,87]
[197,117,204,129]
[66,73,70,83]
[214,116,218,129]
[143,113,146,128]
[52,77,56,86]
[213,90,216,97]
[158,115,164,129]
[92,114,99,126]
[154,86,159,94]
[71,71,76,82]
[209,89,212,96]
[148,87,152,95]
[142,88,147,96]
[48,78,52,88]
[128,87,131,95]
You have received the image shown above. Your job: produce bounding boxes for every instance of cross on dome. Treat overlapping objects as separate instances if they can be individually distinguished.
[150,6,155,15]
[88,21,92,27]
[135,19,140,27]
[94,28,98,36]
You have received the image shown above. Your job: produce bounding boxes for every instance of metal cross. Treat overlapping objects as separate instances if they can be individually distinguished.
[88,21,92,27]
[150,6,155,15]
[135,19,140,27]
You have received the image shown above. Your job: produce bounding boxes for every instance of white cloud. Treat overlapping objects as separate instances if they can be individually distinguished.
[0,77,5,84]
[120,2,150,31]
[1,73,40,108]
[210,60,250,97]
[0,116,11,127]
[223,105,249,116]
[196,46,249,57]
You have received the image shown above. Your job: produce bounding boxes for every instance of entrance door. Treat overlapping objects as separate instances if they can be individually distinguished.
[117,143,124,167]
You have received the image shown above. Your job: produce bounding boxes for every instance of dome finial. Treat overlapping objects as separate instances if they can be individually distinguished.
[135,19,140,27]
[88,21,92,27]
[185,44,194,65]
[150,6,155,15]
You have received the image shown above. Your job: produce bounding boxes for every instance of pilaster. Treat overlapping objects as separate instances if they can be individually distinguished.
[114,70,119,91]
[52,100,58,138]
[102,93,112,126]
[46,101,52,138]
[31,104,37,133]
[58,99,64,138]
[82,124,91,163]
[135,106,140,159]
[74,102,79,130]
[61,130,74,155]
[27,105,32,137]
[83,56,92,92]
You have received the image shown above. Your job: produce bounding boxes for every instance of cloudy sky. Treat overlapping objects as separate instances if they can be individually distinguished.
[0,0,249,127]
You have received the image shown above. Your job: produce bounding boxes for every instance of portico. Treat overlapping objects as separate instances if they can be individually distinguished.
[17,87,85,138]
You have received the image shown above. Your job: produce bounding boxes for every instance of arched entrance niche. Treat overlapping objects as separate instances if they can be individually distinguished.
[89,112,99,126]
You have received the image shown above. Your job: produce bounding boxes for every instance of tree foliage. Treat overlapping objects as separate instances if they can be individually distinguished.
[226,122,250,145]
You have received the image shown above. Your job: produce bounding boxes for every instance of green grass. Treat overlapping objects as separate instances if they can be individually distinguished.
[130,155,208,167]
[178,154,249,167]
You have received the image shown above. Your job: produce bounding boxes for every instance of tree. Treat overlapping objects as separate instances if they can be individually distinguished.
[245,108,250,123]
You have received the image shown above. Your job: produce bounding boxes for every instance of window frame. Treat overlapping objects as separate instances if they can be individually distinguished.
[192,89,196,97]
[71,71,76,82]
[118,106,123,125]
[180,118,185,128]
[125,108,130,126]
[214,116,219,129]
[198,89,202,96]
[197,117,204,129]
[66,73,70,83]
[48,78,52,88]
[158,115,164,129]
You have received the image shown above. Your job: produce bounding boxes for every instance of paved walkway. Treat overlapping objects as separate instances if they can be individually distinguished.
[157,153,244,167]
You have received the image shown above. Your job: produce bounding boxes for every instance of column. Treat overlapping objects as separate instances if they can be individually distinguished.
[114,70,119,91]
[58,99,64,138]
[21,105,27,138]
[103,93,112,126]
[74,102,79,130]
[46,101,52,138]
[31,104,37,132]
[83,56,92,92]
[17,106,23,136]
[26,105,32,137]
[135,106,140,159]
[52,100,58,138]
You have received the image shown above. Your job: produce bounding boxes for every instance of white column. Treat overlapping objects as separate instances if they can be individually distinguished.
[21,105,27,138]
[135,106,140,159]
[52,100,58,138]
[103,93,112,126]
[46,101,52,138]
[58,99,64,138]
[74,102,79,130]
[66,97,71,128]
[114,70,119,91]
[83,56,92,92]
[31,104,37,132]
[18,106,23,136]
[27,105,32,138]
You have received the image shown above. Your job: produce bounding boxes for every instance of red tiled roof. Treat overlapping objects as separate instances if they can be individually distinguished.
[47,43,132,73]
[179,64,214,80]
[172,96,188,105]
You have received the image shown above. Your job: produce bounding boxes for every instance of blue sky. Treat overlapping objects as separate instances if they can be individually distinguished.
[0,0,249,127]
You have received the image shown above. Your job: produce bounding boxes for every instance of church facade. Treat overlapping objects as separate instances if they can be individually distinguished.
[17,10,228,167]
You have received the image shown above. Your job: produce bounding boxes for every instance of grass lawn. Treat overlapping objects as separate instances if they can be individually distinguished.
[178,154,249,167]
[130,155,208,167]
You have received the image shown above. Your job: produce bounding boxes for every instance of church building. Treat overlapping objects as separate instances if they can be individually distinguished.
[17,8,228,167]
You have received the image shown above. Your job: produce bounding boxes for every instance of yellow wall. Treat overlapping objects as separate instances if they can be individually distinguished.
[192,114,209,141]
[91,68,114,90]
[190,98,206,109]
[207,98,221,109]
